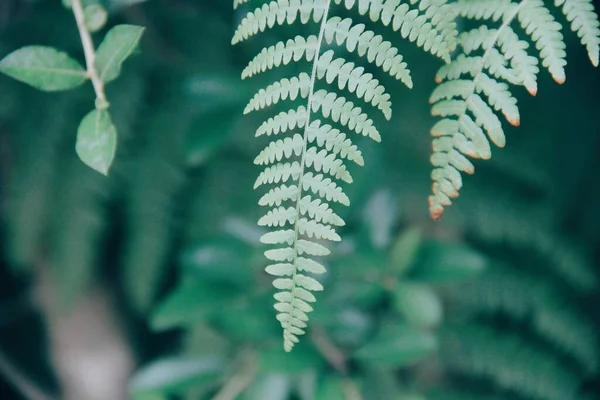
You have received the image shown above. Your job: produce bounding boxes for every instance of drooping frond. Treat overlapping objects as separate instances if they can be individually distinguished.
[454,264,599,374]
[441,323,585,400]
[234,0,452,351]
[428,0,600,219]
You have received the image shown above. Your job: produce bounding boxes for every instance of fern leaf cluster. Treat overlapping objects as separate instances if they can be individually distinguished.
[454,264,598,374]
[233,0,455,351]
[428,0,600,219]
[441,323,584,400]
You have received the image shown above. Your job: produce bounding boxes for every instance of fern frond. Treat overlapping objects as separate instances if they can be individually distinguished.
[442,323,583,400]
[556,0,600,66]
[428,0,600,219]
[518,0,567,83]
[236,0,456,351]
[455,265,599,374]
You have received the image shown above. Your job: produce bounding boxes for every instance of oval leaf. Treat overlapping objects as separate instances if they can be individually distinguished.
[76,109,117,175]
[394,284,443,329]
[129,356,223,396]
[0,46,87,91]
[353,323,437,368]
[409,240,487,283]
[95,24,145,84]
[151,282,239,331]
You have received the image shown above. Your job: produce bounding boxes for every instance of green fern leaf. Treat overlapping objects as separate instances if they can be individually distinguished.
[556,0,600,66]
[428,0,600,219]
[235,0,456,350]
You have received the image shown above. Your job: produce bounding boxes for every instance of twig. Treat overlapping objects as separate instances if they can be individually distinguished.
[0,349,55,400]
[341,379,363,400]
[311,327,348,373]
[211,352,257,400]
[70,0,108,109]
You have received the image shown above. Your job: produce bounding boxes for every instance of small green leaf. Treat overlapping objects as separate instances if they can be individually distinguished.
[259,344,325,373]
[95,24,145,84]
[244,373,292,400]
[180,238,254,286]
[151,282,239,330]
[315,377,345,400]
[84,4,108,32]
[75,109,117,175]
[394,284,443,329]
[129,356,224,397]
[353,323,437,368]
[389,227,422,275]
[362,189,399,249]
[0,46,87,91]
[408,240,487,283]
[210,297,280,342]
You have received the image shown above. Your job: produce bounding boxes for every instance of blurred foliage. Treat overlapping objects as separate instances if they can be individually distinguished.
[0,1,598,400]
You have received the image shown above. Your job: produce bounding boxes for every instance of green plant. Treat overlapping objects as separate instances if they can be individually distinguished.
[0,2,598,400]
[427,0,600,218]
[130,203,486,399]
[0,0,144,175]
[234,0,600,351]
[234,0,457,351]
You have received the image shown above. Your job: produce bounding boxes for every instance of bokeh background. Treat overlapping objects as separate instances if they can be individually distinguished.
[0,0,599,399]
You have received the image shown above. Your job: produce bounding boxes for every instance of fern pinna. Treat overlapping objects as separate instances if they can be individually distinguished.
[233,0,456,351]
[428,0,600,219]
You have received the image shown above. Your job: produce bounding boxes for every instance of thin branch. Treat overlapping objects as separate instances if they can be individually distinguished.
[70,0,108,109]
[341,379,363,400]
[311,327,348,373]
[211,352,257,400]
[0,349,55,400]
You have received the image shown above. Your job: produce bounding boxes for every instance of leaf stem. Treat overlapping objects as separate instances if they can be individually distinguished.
[211,351,256,400]
[286,0,332,351]
[71,0,109,109]
[0,349,56,400]
[311,327,348,373]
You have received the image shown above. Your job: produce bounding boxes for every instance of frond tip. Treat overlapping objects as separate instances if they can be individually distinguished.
[428,0,600,219]
[234,0,450,350]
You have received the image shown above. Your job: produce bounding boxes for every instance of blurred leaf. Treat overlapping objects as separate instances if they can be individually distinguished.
[315,376,345,400]
[184,70,251,113]
[325,280,385,309]
[360,369,402,400]
[75,108,117,175]
[109,0,149,7]
[185,107,238,167]
[95,24,145,84]
[130,356,224,397]
[259,344,325,373]
[0,46,87,91]
[389,227,422,275]
[408,240,487,283]
[210,298,280,342]
[402,395,427,400]
[180,237,255,286]
[294,371,317,400]
[394,284,443,329]
[84,4,108,32]
[151,282,239,330]
[132,394,167,400]
[243,373,292,400]
[353,323,437,368]
[362,189,399,249]
[313,307,374,349]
